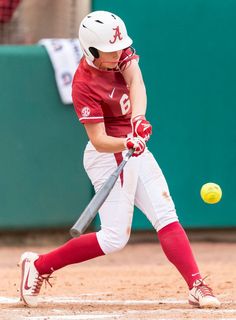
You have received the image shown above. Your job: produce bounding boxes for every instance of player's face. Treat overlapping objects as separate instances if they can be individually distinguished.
[96,50,123,69]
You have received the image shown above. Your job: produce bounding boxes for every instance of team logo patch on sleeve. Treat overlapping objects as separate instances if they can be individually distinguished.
[81,106,91,117]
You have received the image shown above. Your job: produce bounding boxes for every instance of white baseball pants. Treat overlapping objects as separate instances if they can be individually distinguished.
[83,141,178,254]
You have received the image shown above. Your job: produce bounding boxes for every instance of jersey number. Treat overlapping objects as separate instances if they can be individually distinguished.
[120,94,131,115]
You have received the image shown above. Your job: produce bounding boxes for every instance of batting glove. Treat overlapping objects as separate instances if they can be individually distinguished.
[125,136,146,157]
[131,115,152,142]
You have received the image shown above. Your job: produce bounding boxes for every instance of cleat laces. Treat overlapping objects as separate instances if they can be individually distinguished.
[194,277,215,298]
[32,274,53,295]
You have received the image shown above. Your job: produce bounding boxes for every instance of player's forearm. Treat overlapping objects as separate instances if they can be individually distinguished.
[122,60,147,118]
[91,135,126,153]
[84,122,127,153]
[129,75,147,119]
[121,58,147,118]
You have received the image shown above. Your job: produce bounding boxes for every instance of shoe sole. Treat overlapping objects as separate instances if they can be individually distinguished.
[18,256,38,307]
[189,299,220,309]
[19,258,29,306]
[189,299,200,308]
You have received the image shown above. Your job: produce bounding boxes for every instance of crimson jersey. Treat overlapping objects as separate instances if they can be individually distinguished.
[72,48,138,137]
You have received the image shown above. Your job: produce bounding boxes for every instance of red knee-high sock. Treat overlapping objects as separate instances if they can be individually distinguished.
[34,233,104,275]
[157,222,202,289]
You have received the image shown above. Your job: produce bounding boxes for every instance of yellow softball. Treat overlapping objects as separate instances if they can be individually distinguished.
[200,183,222,204]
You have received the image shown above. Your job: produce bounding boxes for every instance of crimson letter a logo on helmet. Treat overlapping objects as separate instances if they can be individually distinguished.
[109,26,123,44]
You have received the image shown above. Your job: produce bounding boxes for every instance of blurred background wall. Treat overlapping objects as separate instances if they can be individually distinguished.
[0,0,90,43]
[0,0,235,231]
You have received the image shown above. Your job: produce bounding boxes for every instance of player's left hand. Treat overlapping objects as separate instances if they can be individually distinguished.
[125,136,146,157]
[131,115,152,142]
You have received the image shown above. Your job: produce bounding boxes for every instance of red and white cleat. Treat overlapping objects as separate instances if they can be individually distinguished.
[188,279,220,308]
[19,252,51,307]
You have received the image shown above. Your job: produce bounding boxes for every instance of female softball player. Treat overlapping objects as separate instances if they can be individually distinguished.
[19,10,220,308]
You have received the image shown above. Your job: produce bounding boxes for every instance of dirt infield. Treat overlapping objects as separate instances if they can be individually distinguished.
[0,237,235,319]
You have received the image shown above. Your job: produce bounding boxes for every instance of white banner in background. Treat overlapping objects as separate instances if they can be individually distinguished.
[39,39,83,104]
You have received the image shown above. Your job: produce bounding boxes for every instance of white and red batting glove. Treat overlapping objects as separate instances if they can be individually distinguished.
[131,115,152,142]
[125,136,146,157]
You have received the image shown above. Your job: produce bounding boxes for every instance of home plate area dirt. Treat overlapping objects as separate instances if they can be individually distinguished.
[0,241,235,319]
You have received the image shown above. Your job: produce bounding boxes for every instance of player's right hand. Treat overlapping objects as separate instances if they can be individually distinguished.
[124,137,146,157]
[131,115,152,142]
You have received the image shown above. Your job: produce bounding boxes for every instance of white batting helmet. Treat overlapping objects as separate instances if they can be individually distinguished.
[79,11,133,61]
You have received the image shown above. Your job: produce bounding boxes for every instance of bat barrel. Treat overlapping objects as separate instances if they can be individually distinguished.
[70,207,94,237]
[69,149,134,238]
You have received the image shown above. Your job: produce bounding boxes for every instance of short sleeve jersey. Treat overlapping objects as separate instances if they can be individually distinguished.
[72,48,139,137]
